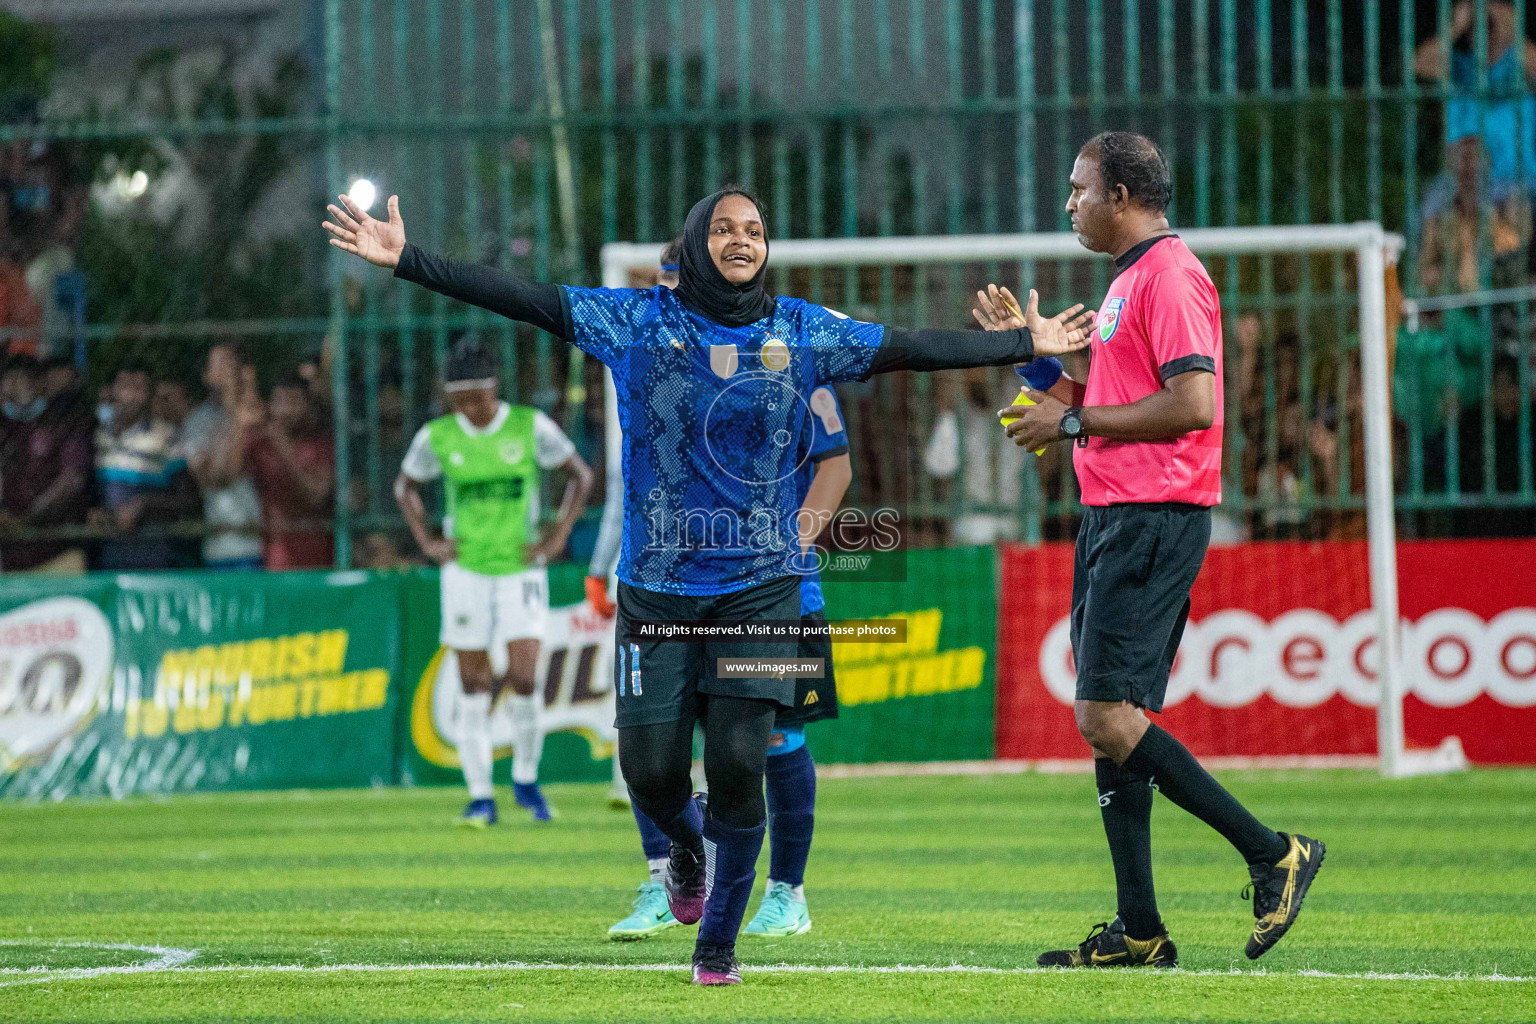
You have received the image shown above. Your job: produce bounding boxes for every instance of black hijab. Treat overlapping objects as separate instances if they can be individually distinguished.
[675,188,776,328]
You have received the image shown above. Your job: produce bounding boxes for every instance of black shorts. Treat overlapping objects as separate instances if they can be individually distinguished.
[775,609,840,727]
[1071,503,1211,713]
[613,575,803,729]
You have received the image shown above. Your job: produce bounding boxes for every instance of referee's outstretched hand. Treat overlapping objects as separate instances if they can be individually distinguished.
[973,284,1095,357]
[324,193,406,270]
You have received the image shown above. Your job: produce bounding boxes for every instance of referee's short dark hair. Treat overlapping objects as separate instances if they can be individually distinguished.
[1080,132,1172,214]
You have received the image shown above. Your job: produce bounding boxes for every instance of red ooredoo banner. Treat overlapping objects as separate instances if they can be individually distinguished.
[996,539,1536,764]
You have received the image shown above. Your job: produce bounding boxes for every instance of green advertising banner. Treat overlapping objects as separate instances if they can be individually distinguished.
[0,547,998,799]
[0,571,402,799]
[812,546,997,763]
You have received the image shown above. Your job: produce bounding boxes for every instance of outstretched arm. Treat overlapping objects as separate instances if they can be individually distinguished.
[975,284,1091,402]
[324,193,569,338]
[394,245,569,338]
[866,287,1094,376]
[870,325,1036,374]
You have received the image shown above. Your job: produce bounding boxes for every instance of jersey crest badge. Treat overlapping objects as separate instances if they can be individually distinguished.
[803,689,819,705]
[761,338,791,371]
[1098,297,1125,343]
[449,451,465,466]
[710,344,739,378]
[499,440,525,465]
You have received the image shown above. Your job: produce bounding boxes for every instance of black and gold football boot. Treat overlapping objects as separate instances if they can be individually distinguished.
[1244,831,1326,959]
[1037,917,1178,969]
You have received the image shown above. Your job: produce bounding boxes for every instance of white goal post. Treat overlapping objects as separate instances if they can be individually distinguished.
[600,224,1460,779]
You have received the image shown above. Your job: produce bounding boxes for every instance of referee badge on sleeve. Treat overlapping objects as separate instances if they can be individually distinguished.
[1098,297,1125,343]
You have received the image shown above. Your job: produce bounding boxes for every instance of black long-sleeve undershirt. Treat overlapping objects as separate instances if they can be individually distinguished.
[395,243,571,338]
[392,243,1034,373]
[866,326,1034,376]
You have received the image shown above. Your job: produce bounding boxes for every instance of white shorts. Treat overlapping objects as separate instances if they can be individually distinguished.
[439,562,550,650]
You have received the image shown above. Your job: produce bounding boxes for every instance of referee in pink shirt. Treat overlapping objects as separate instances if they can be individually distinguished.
[976,132,1324,970]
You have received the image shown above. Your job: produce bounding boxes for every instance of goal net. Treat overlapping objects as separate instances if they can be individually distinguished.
[599,224,1460,779]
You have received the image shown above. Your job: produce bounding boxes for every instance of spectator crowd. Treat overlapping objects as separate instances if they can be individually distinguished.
[0,341,339,574]
[3,2,1535,572]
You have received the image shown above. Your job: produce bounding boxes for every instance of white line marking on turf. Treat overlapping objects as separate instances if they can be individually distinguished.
[3,955,1529,987]
[817,755,1379,779]
[0,941,200,988]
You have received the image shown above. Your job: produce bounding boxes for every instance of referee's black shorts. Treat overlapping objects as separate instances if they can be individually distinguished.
[1071,502,1211,713]
[613,575,802,729]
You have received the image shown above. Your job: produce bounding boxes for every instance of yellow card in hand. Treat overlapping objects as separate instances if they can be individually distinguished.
[1000,387,1046,456]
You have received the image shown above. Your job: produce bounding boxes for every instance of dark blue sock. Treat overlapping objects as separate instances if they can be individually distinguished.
[765,744,815,887]
[640,788,704,856]
[697,815,766,946]
[631,802,672,862]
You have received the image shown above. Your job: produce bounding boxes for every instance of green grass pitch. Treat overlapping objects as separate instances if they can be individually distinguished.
[2,769,1533,1022]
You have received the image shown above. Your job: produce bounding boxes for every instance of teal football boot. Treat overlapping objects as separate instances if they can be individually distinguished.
[743,881,812,937]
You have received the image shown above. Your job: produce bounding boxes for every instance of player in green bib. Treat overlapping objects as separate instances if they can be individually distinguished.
[397,339,593,824]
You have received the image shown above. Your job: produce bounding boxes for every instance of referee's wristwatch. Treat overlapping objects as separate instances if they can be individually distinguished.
[1059,406,1087,446]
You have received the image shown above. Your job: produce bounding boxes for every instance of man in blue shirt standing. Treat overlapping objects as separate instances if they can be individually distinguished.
[93,363,200,570]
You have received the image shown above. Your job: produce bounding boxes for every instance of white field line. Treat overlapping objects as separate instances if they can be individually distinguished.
[1,948,1530,987]
[816,756,1379,779]
[0,940,199,988]
[175,962,1536,983]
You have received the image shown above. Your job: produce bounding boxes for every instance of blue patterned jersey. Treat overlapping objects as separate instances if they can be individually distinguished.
[797,385,849,616]
[563,285,881,595]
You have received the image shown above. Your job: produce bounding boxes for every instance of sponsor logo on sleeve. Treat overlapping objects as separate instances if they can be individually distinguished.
[810,387,843,432]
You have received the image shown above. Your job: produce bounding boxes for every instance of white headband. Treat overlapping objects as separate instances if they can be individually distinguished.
[443,378,497,393]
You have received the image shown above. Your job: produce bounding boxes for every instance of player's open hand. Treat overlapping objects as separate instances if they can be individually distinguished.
[324,193,406,269]
[973,285,1095,357]
[973,284,1028,331]
[999,387,1069,451]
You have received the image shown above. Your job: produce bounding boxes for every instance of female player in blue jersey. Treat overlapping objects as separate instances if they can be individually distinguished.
[607,377,851,942]
[324,186,1093,985]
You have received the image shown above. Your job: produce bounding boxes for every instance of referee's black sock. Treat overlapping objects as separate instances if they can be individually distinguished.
[1095,757,1162,941]
[1124,724,1288,866]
